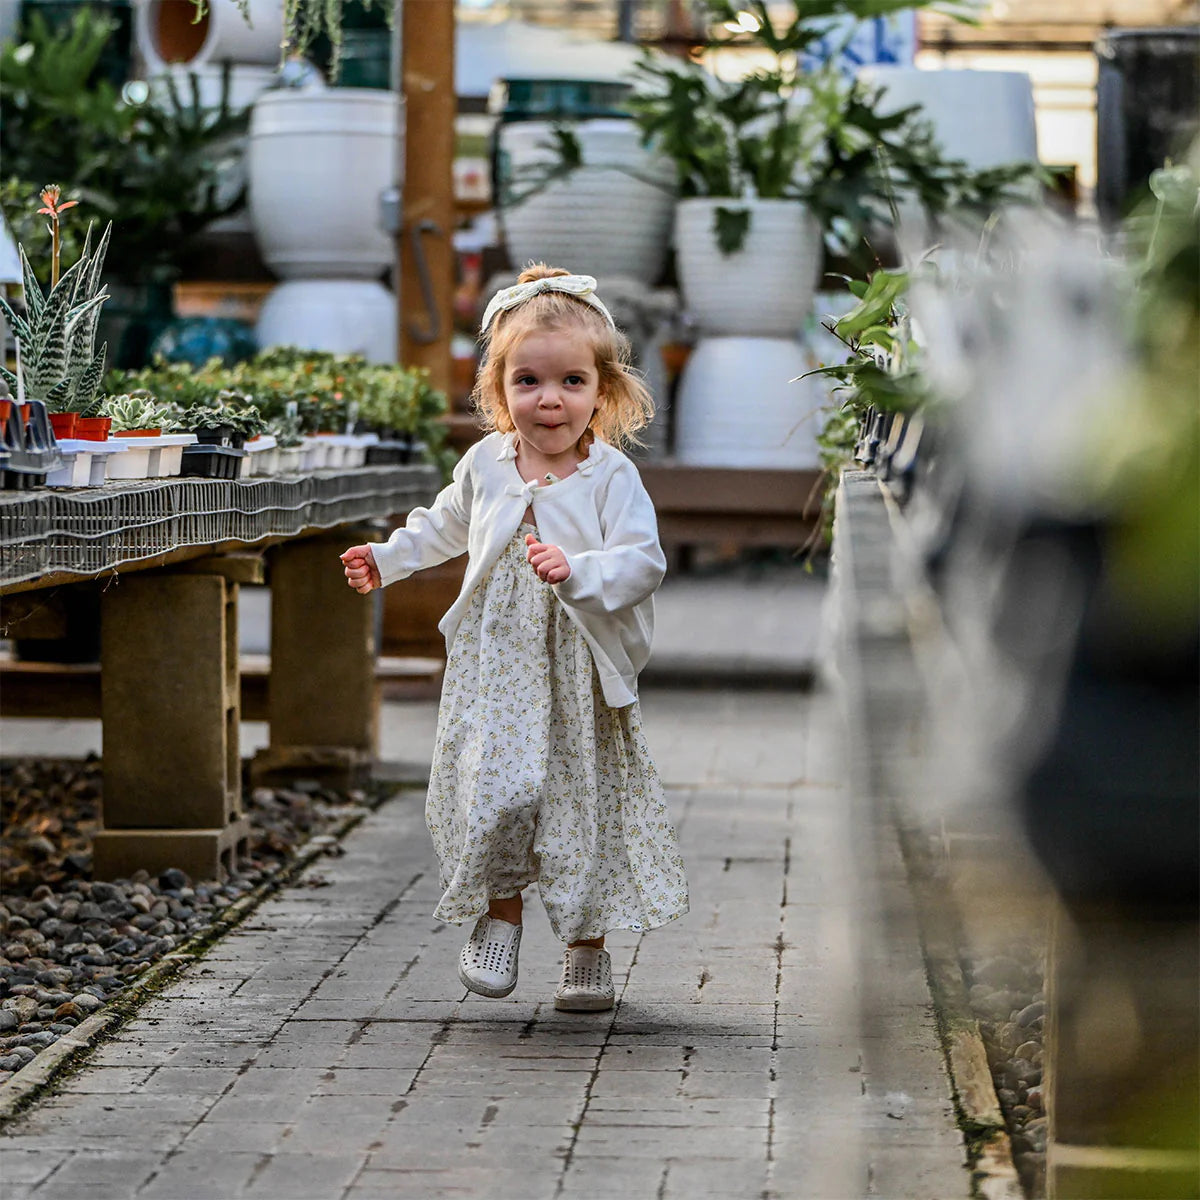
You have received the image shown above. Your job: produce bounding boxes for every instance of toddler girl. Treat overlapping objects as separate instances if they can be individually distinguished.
[340,264,688,1011]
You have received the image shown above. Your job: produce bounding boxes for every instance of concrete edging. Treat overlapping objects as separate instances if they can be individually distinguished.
[0,804,374,1125]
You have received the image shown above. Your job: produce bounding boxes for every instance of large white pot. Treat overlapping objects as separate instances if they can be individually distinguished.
[137,0,284,73]
[675,198,822,338]
[256,279,396,362]
[248,89,400,279]
[858,67,1038,169]
[499,119,676,284]
[674,336,823,469]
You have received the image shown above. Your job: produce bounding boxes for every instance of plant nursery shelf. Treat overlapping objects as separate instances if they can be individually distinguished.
[0,465,440,594]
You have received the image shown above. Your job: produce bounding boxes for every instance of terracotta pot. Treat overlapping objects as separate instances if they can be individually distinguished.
[49,412,79,439]
[76,417,113,441]
[115,427,163,437]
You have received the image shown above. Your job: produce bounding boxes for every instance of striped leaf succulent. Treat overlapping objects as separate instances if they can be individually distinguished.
[0,221,111,414]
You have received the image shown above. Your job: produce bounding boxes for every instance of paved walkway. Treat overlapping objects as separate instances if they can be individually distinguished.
[0,680,969,1199]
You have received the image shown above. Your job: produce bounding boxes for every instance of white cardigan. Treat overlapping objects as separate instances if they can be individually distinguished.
[372,431,666,707]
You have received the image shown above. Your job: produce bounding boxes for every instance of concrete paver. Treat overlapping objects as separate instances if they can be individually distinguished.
[0,681,969,1198]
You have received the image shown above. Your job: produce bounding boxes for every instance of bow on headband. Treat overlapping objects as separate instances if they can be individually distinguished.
[481,274,617,334]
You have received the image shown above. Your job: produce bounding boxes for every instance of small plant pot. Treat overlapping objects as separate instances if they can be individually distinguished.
[191,424,240,448]
[49,412,79,440]
[115,427,163,438]
[181,443,246,479]
[76,417,113,441]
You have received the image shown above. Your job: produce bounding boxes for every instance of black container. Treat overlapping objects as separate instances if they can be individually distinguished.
[180,444,246,480]
[1096,27,1200,225]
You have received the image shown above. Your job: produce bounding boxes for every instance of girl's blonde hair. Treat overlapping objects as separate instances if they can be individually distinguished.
[471,263,654,450]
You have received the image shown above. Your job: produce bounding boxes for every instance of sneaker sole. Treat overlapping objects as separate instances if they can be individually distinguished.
[553,993,614,1012]
[458,959,517,999]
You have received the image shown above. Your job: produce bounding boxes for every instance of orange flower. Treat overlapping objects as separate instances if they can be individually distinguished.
[38,184,79,218]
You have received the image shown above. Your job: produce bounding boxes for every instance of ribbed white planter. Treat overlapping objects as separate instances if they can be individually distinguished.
[256,279,396,363]
[675,198,822,338]
[248,89,400,279]
[499,120,676,284]
[137,0,284,73]
[674,336,822,469]
[858,67,1038,169]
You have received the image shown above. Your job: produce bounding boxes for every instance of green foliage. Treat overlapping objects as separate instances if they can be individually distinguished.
[626,0,1040,260]
[0,221,111,414]
[0,9,251,281]
[107,348,456,476]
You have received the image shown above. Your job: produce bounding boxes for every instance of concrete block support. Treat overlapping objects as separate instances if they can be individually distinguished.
[94,572,249,881]
[252,532,378,786]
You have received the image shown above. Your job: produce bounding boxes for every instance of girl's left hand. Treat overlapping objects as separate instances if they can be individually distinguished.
[525,533,571,584]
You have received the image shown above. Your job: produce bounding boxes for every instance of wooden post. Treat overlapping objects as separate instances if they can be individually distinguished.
[398,0,455,394]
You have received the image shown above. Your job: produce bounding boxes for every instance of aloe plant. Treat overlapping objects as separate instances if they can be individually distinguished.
[0,217,111,415]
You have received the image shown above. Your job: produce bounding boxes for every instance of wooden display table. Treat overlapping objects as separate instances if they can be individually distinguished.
[0,466,440,882]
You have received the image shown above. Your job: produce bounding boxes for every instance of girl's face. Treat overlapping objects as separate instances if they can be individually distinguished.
[502,328,601,472]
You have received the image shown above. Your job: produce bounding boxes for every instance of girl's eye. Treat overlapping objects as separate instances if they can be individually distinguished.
[565,375,584,386]
[515,375,536,386]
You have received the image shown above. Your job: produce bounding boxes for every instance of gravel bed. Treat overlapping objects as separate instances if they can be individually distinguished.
[0,757,378,1085]
[963,934,1048,1197]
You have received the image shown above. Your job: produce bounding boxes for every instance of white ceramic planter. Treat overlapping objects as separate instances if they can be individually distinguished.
[249,89,400,280]
[137,0,284,73]
[499,120,676,284]
[256,279,396,362]
[674,336,824,469]
[858,67,1038,170]
[674,198,822,337]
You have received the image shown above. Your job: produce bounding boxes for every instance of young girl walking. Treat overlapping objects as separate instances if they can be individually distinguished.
[340,264,688,1012]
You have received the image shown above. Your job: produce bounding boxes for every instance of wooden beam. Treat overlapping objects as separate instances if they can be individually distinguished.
[399,0,456,394]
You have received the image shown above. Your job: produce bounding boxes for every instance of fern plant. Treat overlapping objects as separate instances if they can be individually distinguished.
[0,218,112,415]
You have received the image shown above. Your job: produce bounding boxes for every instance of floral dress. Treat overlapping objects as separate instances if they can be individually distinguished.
[426,523,689,944]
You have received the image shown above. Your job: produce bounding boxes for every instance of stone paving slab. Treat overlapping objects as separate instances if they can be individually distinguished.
[0,689,970,1198]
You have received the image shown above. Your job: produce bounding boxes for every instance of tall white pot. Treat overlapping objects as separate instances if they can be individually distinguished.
[137,0,284,73]
[675,198,823,338]
[858,67,1038,170]
[256,280,396,362]
[248,89,400,279]
[499,119,676,284]
[674,337,824,469]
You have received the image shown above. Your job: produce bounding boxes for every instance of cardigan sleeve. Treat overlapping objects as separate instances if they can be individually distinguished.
[552,459,666,616]
[371,445,474,587]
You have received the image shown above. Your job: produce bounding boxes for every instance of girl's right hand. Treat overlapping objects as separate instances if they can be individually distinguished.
[340,545,381,594]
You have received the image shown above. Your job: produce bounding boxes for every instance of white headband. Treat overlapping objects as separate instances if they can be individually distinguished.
[481,274,616,334]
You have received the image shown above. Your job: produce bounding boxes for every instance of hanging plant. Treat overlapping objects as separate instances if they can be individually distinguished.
[188,0,391,80]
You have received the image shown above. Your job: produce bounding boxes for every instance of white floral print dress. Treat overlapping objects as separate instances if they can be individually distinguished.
[426,522,689,944]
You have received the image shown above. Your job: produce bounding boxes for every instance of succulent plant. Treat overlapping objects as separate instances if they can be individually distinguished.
[99,391,174,433]
[0,217,111,415]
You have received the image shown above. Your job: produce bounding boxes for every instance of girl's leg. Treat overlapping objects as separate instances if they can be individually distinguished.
[568,935,604,949]
[488,893,523,924]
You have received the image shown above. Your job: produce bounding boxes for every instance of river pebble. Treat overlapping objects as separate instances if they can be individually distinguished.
[0,757,376,1087]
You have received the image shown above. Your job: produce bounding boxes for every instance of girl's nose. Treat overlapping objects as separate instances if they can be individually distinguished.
[539,388,563,407]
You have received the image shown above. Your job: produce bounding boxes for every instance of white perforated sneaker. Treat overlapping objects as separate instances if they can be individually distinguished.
[458,916,522,998]
[554,945,614,1012]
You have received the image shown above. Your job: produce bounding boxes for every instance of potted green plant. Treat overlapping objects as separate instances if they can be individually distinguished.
[0,187,111,438]
[626,0,1039,335]
[1,9,253,367]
